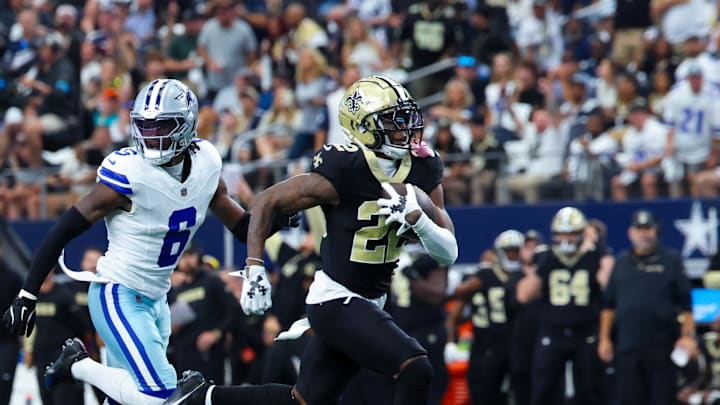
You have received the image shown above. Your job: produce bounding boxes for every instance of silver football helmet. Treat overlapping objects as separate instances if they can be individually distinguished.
[493,229,525,272]
[130,79,198,165]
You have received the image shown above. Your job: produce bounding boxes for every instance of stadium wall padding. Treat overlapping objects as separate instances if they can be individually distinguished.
[8,198,720,278]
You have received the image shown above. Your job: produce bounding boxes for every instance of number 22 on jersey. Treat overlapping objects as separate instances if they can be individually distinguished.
[350,201,403,264]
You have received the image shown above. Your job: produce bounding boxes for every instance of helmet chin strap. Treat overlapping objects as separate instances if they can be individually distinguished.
[377,143,409,160]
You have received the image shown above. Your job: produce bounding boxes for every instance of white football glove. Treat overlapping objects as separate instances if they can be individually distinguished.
[377,183,421,236]
[443,342,469,364]
[236,265,272,315]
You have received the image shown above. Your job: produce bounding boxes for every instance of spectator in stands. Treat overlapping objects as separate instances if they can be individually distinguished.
[54,4,82,74]
[514,60,544,109]
[640,36,679,79]
[122,0,156,50]
[137,46,166,88]
[255,87,303,160]
[612,0,652,68]
[345,0,392,47]
[468,113,503,205]
[281,2,329,67]
[341,16,393,78]
[79,41,103,116]
[21,31,79,162]
[599,209,697,405]
[648,69,672,117]
[92,86,125,146]
[663,63,720,197]
[613,72,641,125]
[675,35,720,88]
[288,47,332,159]
[237,86,264,133]
[197,0,257,100]
[565,109,619,201]
[652,0,712,47]
[213,69,260,118]
[164,8,205,81]
[453,55,488,110]
[515,0,564,73]
[2,8,44,80]
[433,122,468,205]
[594,59,618,118]
[394,0,460,98]
[505,108,569,203]
[612,101,668,200]
[485,53,533,141]
[320,65,360,146]
[428,78,475,151]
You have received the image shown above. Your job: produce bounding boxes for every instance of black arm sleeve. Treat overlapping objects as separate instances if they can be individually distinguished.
[23,207,92,296]
[231,212,289,244]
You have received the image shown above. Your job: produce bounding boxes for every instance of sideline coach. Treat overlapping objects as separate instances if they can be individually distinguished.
[598,209,697,405]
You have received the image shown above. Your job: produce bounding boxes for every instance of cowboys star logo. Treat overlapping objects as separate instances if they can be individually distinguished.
[344,89,363,114]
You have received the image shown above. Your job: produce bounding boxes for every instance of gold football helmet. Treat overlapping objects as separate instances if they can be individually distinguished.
[550,207,587,254]
[338,76,423,160]
[494,229,525,272]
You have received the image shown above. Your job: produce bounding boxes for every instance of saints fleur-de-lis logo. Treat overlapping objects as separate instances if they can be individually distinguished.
[344,89,363,114]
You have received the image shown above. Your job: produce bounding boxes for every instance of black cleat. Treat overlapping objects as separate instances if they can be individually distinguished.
[163,370,210,405]
[44,337,89,389]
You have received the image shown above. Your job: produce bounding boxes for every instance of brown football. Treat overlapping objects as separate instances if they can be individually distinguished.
[381,183,437,240]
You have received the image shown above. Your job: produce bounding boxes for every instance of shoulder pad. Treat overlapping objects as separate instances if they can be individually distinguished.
[194,139,223,170]
[96,147,141,195]
[312,143,362,171]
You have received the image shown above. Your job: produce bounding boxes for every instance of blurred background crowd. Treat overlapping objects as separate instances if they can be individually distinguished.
[2,0,720,220]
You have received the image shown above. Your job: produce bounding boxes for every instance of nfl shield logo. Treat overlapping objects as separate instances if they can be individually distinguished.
[181,188,187,197]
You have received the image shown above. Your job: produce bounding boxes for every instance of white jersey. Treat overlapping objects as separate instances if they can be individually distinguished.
[95,139,222,299]
[663,81,720,164]
[618,117,667,166]
[676,54,720,89]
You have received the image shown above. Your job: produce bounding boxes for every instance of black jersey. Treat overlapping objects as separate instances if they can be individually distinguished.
[537,247,603,326]
[311,144,443,298]
[390,253,446,331]
[468,264,520,338]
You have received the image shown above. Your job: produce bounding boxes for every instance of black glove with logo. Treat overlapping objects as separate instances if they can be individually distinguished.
[3,290,37,337]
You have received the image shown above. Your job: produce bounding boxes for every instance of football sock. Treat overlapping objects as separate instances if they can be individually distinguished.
[71,358,166,405]
[393,357,433,405]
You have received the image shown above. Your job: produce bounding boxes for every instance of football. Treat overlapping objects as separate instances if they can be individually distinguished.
[381,183,437,240]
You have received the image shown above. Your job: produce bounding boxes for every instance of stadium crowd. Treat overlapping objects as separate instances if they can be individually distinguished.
[2,0,720,219]
[1,0,720,404]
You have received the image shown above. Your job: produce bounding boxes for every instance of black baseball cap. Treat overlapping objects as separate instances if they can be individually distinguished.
[631,210,657,228]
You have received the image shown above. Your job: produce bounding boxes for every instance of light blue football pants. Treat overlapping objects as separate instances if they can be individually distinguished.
[88,282,176,399]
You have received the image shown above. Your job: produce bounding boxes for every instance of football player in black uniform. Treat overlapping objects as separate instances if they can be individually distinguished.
[166,75,458,405]
[517,207,604,405]
[390,244,449,404]
[447,229,525,405]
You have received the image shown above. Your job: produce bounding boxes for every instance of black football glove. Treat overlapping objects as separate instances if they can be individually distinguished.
[3,290,37,337]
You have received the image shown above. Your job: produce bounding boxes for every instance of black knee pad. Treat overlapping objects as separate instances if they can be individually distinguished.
[397,356,433,386]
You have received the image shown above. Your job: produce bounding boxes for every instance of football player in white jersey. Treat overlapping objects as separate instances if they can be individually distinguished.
[3,79,294,405]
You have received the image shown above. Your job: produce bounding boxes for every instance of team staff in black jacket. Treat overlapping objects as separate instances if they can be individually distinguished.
[598,210,697,405]
[169,245,243,383]
[27,272,91,405]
